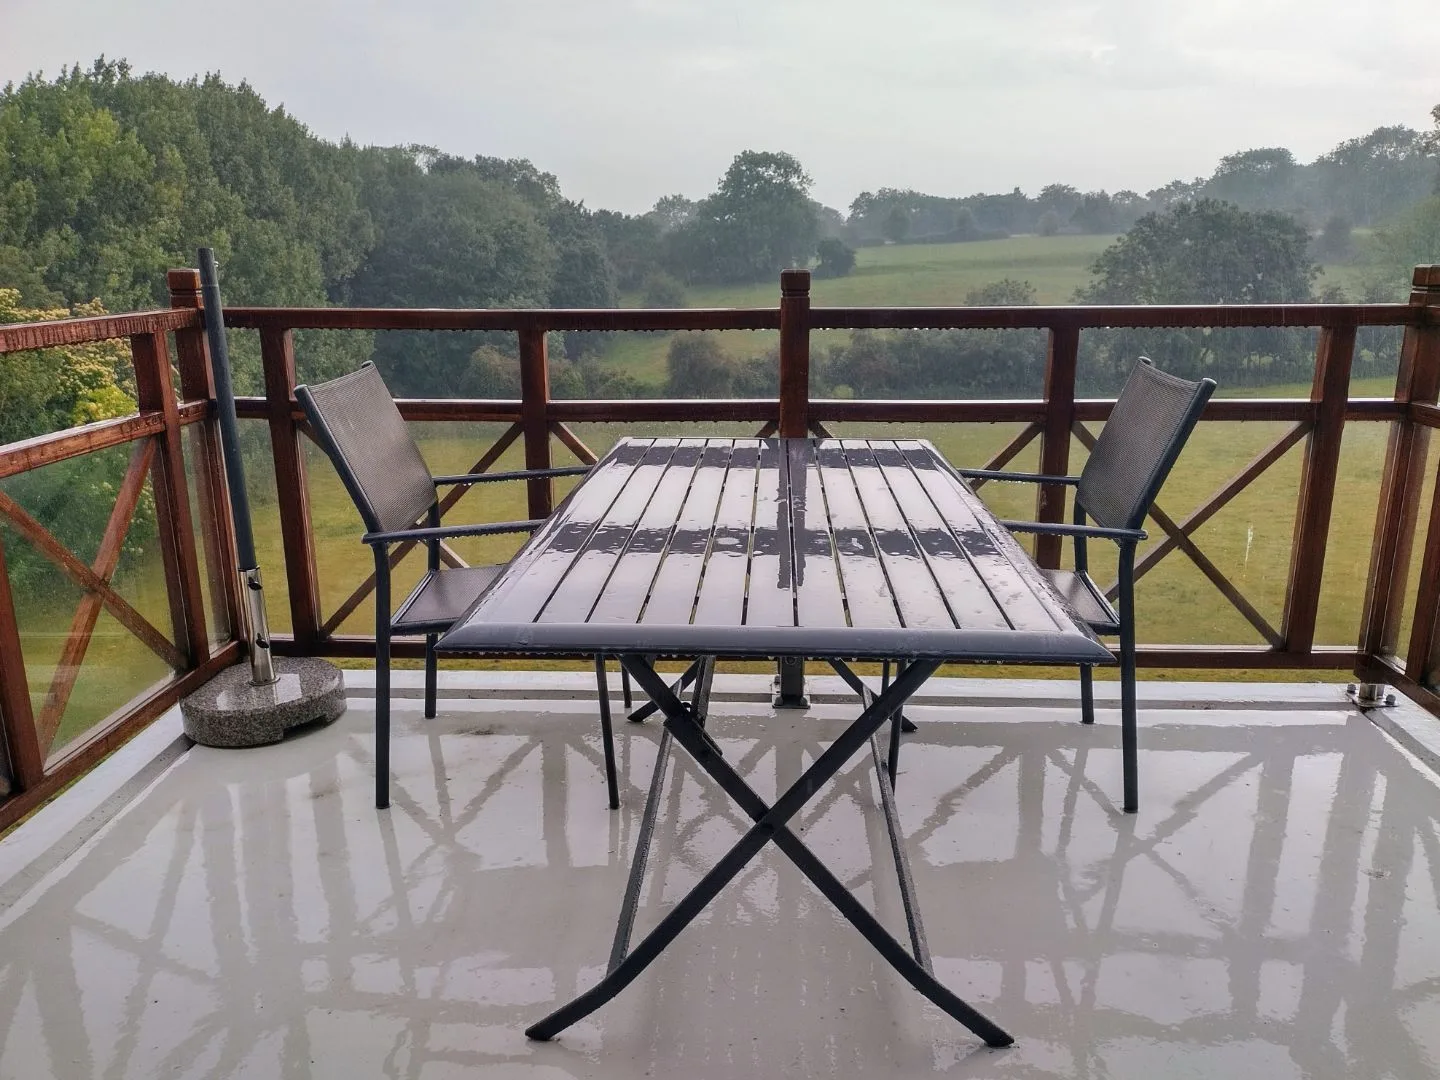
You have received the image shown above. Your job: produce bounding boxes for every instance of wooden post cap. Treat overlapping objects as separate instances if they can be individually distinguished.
[167,268,202,306]
[780,268,811,297]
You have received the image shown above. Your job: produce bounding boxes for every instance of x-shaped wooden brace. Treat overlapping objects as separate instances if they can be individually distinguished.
[0,439,184,751]
[525,653,1013,1047]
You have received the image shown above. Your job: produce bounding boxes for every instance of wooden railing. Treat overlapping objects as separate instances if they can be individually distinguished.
[0,264,1437,828]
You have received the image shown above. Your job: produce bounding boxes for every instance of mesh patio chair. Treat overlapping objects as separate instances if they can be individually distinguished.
[296,362,620,811]
[959,357,1216,813]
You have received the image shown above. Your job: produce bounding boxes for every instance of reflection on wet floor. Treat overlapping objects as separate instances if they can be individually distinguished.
[1,686,1438,1079]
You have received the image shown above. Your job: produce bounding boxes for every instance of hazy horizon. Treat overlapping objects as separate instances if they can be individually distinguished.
[4,0,1438,215]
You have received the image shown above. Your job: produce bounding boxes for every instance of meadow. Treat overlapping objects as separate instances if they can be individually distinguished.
[6,235,1405,752]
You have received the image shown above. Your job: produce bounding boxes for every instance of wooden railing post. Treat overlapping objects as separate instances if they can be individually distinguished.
[1281,322,1356,654]
[168,269,241,646]
[1359,266,1440,673]
[0,530,43,793]
[131,331,210,667]
[778,269,812,438]
[1035,324,1080,568]
[518,325,553,518]
[260,326,323,647]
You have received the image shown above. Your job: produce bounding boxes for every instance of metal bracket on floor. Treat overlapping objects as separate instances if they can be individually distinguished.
[1348,682,1397,708]
[773,656,810,709]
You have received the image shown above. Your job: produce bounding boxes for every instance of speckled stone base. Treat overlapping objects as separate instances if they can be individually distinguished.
[181,657,346,748]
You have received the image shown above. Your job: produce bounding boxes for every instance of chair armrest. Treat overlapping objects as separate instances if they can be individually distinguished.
[433,466,592,486]
[997,519,1147,543]
[957,469,1080,486]
[364,519,545,545]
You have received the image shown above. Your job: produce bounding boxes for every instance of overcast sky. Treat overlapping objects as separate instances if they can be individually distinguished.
[3,0,1438,214]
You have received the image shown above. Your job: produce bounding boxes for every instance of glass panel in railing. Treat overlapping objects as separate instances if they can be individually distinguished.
[1353,325,1406,389]
[219,327,264,398]
[1135,423,1304,646]
[238,418,291,636]
[362,329,523,400]
[575,327,775,401]
[811,328,1048,402]
[1077,326,1321,399]
[290,328,377,389]
[1313,420,1398,648]
[1392,431,1436,667]
[0,445,176,761]
[181,425,232,648]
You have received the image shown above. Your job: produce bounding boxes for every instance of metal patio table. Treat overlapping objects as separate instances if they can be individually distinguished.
[438,436,1115,1046]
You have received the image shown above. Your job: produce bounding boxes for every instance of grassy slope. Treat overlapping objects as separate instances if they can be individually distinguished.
[11,236,1402,746]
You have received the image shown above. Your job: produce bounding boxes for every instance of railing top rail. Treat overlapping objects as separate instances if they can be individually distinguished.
[813,303,1418,330]
[218,302,1420,335]
[0,308,200,355]
[222,307,781,333]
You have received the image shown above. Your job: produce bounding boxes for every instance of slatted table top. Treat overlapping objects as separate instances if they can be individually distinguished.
[439,438,1113,665]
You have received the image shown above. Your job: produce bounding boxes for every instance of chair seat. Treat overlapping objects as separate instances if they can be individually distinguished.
[393,565,504,631]
[1041,569,1121,634]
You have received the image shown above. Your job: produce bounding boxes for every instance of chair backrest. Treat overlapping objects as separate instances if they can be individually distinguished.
[1077,358,1216,531]
[295,362,436,534]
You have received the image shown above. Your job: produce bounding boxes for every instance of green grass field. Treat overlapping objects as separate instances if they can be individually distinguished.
[6,235,1411,752]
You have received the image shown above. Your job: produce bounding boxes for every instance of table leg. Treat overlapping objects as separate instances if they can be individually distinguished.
[524,655,1013,1048]
[626,657,701,723]
[608,657,713,970]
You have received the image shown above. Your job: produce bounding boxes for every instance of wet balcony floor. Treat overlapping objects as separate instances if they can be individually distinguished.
[2,672,1439,1079]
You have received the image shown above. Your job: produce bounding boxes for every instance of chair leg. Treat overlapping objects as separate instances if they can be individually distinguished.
[374,550,392,811]
[424,633,438,719]
[621,667,633,710]
[1118,551,1138,814]
[1079,664,1095,724]
[595,657,620,810]
[375,623,392,811]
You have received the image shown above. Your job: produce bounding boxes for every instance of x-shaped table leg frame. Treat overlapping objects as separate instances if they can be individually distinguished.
[524,653,1014,1047]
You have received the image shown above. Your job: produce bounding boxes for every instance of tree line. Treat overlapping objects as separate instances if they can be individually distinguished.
[2,59,1439,421]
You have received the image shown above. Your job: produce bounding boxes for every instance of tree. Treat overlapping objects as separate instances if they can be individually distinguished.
[951,206,981,241]
[647,194,696,233]
[668,151,819,284]
[813,238,856,279]
[1428,104,1440,187]
[1204,148,1299,212]
[640,271,687,307]
[592,210,662,291]
[1313,214,1355,263]
[1313,125,1435,226]
[1069,192,1117,234]
[1036,184,1081,225]
[965,279,1036,306]
[350,166,556,395]
[1366,196,1440,298]
[883,206,911,243]
[1077,200,1317,305]
[1036,209,1062,237]
[1077,201,1319,388]
[665,333,738,397]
